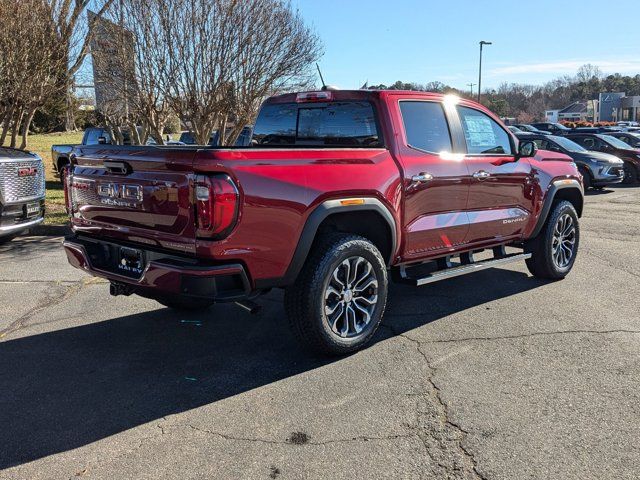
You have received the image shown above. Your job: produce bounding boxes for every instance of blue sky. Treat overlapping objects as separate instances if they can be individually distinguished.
[294,0,640,92]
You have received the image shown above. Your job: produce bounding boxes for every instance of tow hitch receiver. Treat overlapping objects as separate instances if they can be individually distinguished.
[110,282,134,297]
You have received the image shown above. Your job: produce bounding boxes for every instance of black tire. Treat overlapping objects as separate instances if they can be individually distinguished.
[578,166,592,190]
[622,162,638,184]
[284,233,388,356]
[156,296,214,311]
[525,200,579,280]
[58,160,69,185]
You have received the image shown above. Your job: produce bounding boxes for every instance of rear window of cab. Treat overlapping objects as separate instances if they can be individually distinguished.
[252,102,383,147]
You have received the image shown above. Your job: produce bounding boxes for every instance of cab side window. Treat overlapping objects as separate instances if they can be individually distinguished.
[399,101,452,153]
[457,106,512,155]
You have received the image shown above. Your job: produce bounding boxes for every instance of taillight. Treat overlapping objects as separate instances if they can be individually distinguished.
[195,174,239,239]
[62,166,72,214]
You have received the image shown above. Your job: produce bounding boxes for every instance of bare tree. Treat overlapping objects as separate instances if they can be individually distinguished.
[97,0,321,146]
[0,0,65,149]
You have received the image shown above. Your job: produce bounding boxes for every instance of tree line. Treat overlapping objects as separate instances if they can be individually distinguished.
[0,0,322,148]
[370,65,640,122]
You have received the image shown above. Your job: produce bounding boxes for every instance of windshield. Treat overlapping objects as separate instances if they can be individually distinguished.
[551,136,587,153]
[600,134,634,150]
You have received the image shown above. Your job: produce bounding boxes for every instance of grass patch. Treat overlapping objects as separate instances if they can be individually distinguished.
[44,181,68,226]
[1,132,84,226]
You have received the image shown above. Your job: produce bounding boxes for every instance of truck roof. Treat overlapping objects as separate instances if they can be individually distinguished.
[265,89,448,104]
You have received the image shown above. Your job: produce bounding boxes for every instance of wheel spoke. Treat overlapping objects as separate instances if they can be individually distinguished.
[341,259,352,287]
[332,267,346,289]
[354,295,377,306]
[330,302,346,335]
[354,278,378,295]
[325,285,341,300]
[325,300,343,316]
[353,261,372,288]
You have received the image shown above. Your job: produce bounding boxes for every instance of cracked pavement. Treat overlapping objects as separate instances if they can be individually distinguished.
[1,186,639,479]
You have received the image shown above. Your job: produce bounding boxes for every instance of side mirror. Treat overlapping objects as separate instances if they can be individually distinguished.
[517,140,537,158]
[97,136,107,145]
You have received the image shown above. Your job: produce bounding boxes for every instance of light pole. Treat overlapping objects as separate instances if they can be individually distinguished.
[467,83,476,98]
[478,41,492,104]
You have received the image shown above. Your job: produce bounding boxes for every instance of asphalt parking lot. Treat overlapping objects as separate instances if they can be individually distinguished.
[1,186,639,480]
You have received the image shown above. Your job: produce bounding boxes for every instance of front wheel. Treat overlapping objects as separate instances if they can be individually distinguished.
[622,162,638,184]
[578,166,592,190]
[525,200,579,280]
[284,233,388,356]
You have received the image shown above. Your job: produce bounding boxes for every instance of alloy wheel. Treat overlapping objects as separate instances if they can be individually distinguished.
[552,213,576,268]
[323,256,378,338]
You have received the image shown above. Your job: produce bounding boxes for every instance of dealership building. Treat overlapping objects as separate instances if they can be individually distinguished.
[598,92,640,122]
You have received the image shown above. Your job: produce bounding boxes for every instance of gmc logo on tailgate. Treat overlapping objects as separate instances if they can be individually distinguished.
[18,167,37,177]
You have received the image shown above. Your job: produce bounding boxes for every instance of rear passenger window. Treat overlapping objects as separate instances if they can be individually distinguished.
[457,106,512,155]
[400,101,452,153]
[252,102,381,147]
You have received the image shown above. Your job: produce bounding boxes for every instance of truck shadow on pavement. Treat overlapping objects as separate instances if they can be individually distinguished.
[0,269,544,469]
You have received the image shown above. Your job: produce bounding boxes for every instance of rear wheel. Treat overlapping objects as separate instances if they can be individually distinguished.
[284,233,388,356]
[525,200,579,280]
[156,296,214,311]
[622,162,638,184]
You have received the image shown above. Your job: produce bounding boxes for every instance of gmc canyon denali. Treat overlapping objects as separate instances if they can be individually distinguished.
[63,90,584,355]
[0,147,45,241]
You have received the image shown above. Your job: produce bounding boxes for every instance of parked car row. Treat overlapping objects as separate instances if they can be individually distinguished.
[511,123,640,187]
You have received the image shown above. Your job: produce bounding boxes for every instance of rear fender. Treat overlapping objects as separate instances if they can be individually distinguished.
[254,197,397,288]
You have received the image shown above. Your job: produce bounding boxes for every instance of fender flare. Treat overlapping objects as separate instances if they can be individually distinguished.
[529,179,583,238]
[254,197,398,289]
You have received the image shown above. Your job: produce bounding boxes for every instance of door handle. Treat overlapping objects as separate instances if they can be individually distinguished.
[472,170,491,180]
[411,172,434,183]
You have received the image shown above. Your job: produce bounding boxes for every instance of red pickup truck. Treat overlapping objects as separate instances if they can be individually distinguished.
[63,90,583,355]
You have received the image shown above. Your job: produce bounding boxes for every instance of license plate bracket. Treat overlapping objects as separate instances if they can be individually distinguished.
[117,247,145,276]
[25,202,40,217]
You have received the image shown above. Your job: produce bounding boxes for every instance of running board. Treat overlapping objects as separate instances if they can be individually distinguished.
[401,252,531,286]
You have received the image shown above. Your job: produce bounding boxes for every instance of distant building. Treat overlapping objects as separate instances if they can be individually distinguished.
[545,110,559,122]
[598,92,626,122]
[550,100,599,123]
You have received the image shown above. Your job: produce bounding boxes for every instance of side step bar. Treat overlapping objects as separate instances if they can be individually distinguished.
[400,252,532,286]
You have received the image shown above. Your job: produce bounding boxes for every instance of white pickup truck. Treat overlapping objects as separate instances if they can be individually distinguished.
[0,147,45,241]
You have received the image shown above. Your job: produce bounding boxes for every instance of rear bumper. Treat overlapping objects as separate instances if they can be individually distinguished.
[63,235,251,301]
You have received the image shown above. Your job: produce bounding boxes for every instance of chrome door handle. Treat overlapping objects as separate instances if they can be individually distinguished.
[411,172,434,183]
[472,170,491,180]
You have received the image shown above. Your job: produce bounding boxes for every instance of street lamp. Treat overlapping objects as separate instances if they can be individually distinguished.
[478,41,492,104]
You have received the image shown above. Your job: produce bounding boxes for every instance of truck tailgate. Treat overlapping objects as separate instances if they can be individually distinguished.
[69,147,198,255]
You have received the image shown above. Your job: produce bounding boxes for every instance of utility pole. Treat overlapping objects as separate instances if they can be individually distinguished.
[467,83,476,98]
[478,41,492,104]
